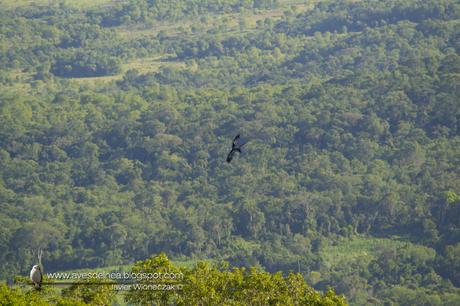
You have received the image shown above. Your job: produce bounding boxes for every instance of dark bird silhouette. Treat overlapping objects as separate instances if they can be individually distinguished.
[226,134,245,163]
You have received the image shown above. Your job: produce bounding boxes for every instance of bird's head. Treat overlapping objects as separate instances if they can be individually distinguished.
[32,265,41,271]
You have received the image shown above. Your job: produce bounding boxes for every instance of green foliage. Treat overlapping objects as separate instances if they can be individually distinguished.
[126,253,347,306]
[125,253,183,305]
[52,51,122,78]
[0,0,459,304]
[2,254,345,305]
[437,243,460,287]
[0,284,46,305]
[89,0,279,26]
[61,279,115,305]
[445,190,460,205]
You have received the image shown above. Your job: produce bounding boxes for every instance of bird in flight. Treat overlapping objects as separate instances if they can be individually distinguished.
[227,134,246,163]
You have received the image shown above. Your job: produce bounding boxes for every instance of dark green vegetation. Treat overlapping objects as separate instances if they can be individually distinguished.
[0,0,459,304]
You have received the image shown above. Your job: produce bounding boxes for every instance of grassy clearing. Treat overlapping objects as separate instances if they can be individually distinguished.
[68,56,186,86]
[67,73,124,85]
[320,236,412,268]
[116,0,316,41]
[243,2,315,27]
[0,69,34,93]
[122,56,185,74]
[0,0,115,9]
[0,56,185,88]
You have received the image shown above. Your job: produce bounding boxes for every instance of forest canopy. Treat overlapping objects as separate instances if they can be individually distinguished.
[0,0,459,305]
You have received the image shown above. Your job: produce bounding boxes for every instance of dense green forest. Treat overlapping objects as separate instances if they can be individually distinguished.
[0,0,459,304]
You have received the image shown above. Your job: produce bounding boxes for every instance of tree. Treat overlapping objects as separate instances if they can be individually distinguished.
[126,253,347,305]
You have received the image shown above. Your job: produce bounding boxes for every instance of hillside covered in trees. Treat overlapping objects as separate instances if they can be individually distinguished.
[0,0,459,304]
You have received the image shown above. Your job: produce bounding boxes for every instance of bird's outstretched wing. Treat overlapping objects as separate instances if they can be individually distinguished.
[232,134,240,149]
[226,150,235,163]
